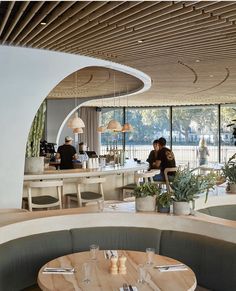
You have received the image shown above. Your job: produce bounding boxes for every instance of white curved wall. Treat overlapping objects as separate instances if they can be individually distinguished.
[0,45,151,208]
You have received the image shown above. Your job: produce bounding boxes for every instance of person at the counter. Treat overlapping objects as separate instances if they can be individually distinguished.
[56,136,77,169]
[153,137,176,181]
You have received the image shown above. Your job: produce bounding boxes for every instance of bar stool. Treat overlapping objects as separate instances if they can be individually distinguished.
[65,177,105,207]
[24,180,63,211]
[121,170,159,200]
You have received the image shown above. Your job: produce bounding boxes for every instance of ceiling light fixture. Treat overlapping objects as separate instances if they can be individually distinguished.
[195,59,200,63]
[40,21,47,26]
[137,40,144,43]
[122,86,134,133]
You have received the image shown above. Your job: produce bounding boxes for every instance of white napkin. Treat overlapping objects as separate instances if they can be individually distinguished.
[42,267,75,275]
[104,250,118,259]
[155,264,188,272]
[119,287,138,291]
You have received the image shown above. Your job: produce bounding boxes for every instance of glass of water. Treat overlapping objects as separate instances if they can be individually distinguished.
[146,248,155,265]
[90,244,99,260]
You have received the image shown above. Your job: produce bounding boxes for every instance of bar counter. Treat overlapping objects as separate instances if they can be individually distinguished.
[24,161,148,181]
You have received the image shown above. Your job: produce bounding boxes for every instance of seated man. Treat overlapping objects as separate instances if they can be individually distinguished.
[146,139,159,170]
[153,137,176,181]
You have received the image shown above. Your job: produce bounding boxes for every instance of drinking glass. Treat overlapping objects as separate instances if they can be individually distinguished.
[146,248,155,265]
[82,262,91,284]
[97,200,104,212]
[90,244,99,260]
[137,264,146,284]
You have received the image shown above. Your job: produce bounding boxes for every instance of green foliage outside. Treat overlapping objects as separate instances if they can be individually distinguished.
[171,169,215,203]
[26,101,46,157]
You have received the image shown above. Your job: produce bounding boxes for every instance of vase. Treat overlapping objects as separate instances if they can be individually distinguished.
[173,201,191,215]
[228,182,236,194]
[24,157,44,174]
[157,205,170,213]
[135,196,156,212]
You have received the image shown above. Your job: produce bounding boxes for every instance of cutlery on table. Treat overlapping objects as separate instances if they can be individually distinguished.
[123,283,129,291]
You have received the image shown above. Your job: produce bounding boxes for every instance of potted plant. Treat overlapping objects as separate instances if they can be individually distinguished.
[171,168,215,215]
[24,101,46,174]
[156,191,172,213]
[222,154,236,193]
[133,183,161,212]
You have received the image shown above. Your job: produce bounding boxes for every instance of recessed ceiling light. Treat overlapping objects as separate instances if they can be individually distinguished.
[40,21,47,26]
[195,59,200,62]
[209,75,214,78]
[137,40,144,43]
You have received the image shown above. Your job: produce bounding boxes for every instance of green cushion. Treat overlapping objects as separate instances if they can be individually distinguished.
[160,230,236,291]
[65,192,102,200]
[0,230,72,291]
[32,195,59,205]
[198,205,236,221]
[70,227,162,253]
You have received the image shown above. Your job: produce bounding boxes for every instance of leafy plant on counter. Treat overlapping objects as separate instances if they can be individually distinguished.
[26,101,46,157]
[157,191,172,208]
[132,183,161,198]
[171,168,215,203]
[222,153,236,183]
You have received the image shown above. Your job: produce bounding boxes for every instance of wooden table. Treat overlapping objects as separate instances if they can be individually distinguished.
[38,250,197,291]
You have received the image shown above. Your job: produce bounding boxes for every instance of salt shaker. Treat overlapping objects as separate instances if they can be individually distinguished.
[110,256,118,275]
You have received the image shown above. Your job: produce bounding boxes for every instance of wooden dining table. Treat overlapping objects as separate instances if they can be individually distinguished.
[38,250,197,291]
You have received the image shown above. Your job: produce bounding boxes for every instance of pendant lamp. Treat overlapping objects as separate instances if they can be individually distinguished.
[97,125,107,133]
[73,127,83,134]
[107,119,122,131]
[122,123,134,132]
[68,112,85,129]
[121,87,134,132]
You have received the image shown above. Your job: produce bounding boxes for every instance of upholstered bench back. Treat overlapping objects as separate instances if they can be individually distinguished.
[0,227,235,291]
[160,230,236,291]
[198,205,236,221]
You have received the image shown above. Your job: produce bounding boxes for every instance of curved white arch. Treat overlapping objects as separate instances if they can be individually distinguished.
[0,45,151,208]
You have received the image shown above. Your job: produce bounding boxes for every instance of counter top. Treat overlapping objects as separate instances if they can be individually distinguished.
[24,161,148,181]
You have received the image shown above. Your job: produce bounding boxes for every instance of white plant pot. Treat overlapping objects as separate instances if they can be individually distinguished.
[173,201,191,215]
[24,157,44,174]
[228,182,236,194]
[135,196,156,212]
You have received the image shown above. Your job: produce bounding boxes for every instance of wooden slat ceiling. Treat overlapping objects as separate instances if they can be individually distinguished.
[1,1,236,106]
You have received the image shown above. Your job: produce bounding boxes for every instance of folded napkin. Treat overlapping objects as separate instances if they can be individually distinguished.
[155,264,188,272]
[119,286,138,291]
[104,250,118,259]
[42,267,75,275]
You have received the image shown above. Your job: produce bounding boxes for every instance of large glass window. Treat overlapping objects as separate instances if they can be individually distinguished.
[221,104,236,162]
[172,106,218,168]
[99,104,236,166]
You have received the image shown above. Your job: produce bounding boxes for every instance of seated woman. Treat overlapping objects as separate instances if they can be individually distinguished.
[153,137,176,181]
[146,139,159,170]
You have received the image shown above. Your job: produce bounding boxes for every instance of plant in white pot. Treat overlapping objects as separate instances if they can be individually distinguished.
[222,154,236,194]
[171,168,215,215]
[25,101,46,174]
[133,183,161,212]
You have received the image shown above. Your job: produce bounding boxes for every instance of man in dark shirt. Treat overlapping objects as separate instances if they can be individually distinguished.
[56,136,77,169]
[146,139,159,170]
[153,137,176,181]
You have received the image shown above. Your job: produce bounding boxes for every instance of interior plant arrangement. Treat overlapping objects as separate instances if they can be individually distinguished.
[171,168,215,215]
[133,182,161,212]
[156,191,172,213]
[25,101,46,173]
[222,153,236,193]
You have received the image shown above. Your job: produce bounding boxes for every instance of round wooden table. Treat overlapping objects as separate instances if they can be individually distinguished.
[38,250,197,291]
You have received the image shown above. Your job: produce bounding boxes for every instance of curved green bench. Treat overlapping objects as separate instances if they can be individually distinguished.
[198,204,236,221]
[0,227,235,291]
